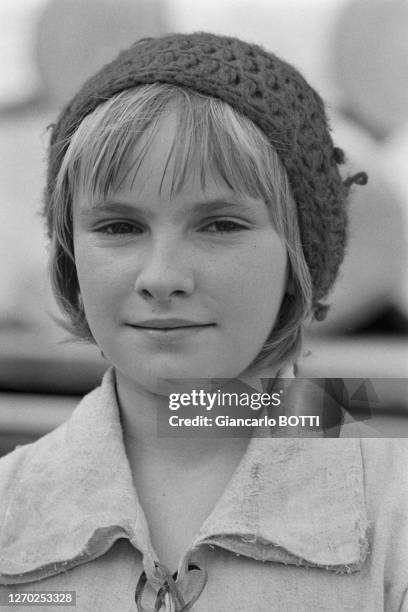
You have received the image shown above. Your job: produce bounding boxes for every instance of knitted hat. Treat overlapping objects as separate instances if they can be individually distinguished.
[45,32,367,319]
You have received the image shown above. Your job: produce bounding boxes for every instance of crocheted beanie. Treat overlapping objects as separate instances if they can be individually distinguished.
[45,32,366,319]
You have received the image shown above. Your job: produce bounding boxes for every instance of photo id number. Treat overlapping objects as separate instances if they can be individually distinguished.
[0,591,76,606]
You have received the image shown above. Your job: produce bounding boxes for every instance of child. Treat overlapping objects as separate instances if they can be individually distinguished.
[0,32,407,611]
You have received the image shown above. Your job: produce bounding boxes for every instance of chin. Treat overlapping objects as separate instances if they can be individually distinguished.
[119,363,218,396]
[112,345,259,395]
[146,361,255,396]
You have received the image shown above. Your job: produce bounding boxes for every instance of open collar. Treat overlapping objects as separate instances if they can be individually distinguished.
[0,369,369,585]
[192,435,369,573]
[0,369,157,585]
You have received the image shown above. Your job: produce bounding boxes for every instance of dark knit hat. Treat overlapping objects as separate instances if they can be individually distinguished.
[45,32,367,319]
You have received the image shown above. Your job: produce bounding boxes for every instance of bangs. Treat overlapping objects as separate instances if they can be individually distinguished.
[56,83,291,233]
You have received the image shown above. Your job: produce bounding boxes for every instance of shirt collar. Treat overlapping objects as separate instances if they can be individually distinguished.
[192,435,369,573]
[0,369,369,585]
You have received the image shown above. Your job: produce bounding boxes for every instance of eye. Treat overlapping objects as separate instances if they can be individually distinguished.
[95,221,142,236]
[202,219,248,233]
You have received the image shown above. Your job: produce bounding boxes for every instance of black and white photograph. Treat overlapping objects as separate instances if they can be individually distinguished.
[0,0,407,610]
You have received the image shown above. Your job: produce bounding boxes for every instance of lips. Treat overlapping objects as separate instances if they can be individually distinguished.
[129,319,214,330]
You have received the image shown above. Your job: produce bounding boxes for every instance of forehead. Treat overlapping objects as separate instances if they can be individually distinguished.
[74,105,263,212]
[76,117,269,221]
[115,108,191,201]
[68,88,281,211]
[73,108,204,206]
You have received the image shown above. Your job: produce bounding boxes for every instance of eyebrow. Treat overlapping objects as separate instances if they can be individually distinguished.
[78,197,266,220]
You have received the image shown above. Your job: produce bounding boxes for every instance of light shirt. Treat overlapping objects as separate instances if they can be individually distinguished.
[0,369,407,611]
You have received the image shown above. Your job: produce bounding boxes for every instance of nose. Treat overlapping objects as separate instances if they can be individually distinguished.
[134,234,195,303]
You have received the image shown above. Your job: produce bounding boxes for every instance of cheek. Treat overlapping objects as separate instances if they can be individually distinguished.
[217,238,287,322]
[74,241,127,326]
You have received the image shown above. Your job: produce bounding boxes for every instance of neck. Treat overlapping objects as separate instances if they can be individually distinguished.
[114,364,285,469]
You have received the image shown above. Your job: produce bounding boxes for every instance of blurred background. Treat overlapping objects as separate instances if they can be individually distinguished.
[1,0,407,454]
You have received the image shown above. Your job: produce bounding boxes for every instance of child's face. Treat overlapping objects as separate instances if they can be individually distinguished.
[72,111,288,393]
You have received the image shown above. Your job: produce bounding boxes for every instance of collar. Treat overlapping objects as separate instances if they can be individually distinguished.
[191,436,369,573]
[0,369,369,585]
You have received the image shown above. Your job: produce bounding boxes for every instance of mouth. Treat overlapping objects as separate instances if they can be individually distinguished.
[125,320,216,342]
[130,319,215,331]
